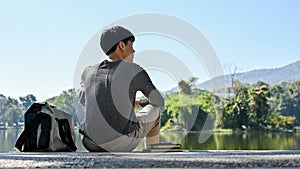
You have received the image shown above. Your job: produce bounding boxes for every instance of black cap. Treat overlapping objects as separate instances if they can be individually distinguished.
[100,26,134,55]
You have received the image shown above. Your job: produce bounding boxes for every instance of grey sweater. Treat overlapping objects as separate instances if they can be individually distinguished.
[79,60,164,144]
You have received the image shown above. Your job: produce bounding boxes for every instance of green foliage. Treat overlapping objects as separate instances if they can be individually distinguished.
[178,77,198,95]
[162,78,300,131]
[268,79,300,126]
[161,78,221,131]
[1,77,300,131]
[178,80,192,95]
[223,81,250,129]
[0,95,24,125]
[45,89,79,125]
[248,84,270,129]
[267,113,296,129]
[223,80,297,131]
[19,94,36,110]
[0,89,79,126]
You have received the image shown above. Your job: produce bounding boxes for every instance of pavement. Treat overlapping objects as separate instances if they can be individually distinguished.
[1,150,300,168]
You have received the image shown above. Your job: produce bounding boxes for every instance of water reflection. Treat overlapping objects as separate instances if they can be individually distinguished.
[0,129,87,152]
[160,131,300,150]
[0,129,21,151]
[0,129,299,152]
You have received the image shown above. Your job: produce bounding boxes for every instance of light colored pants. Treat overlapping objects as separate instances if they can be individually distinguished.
[82,104,160,152]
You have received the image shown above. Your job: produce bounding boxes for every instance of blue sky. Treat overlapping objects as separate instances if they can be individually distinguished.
[0,0,300,101]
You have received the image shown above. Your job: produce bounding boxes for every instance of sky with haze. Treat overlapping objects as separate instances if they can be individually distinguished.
[0,0,299,101]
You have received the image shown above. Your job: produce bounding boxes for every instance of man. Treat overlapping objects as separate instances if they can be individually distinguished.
[79,26,164,152]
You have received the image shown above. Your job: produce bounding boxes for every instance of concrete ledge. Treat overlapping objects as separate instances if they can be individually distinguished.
[0,150,300,168]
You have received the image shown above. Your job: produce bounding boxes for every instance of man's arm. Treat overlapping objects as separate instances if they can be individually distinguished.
[147,88,164,107]
[135,70,165,107]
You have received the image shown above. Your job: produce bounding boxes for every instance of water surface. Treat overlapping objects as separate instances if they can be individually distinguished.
[1,129,299,152]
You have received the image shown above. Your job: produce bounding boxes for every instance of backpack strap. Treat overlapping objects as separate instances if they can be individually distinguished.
[15,124,32,151]
[38,115,52,150]
[15,113,51,152]
[55,118,77,152]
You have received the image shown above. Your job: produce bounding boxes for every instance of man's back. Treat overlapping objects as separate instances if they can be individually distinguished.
[80,26,164,151]
[80,60,164,144]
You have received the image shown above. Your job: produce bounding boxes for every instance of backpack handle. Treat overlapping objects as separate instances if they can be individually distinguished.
[55,118,77,152]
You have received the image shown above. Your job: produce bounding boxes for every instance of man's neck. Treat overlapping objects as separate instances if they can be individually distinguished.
[108,53,123,62]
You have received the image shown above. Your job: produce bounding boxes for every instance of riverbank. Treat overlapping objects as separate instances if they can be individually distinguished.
[0,150,300,168]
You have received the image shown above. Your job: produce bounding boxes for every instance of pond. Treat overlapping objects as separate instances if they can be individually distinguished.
[1,129,300,152]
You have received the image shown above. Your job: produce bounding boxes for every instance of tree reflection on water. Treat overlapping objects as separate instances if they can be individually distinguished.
[0,129,299,152]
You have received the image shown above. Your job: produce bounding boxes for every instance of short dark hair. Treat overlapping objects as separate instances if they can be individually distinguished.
[100,26,135,55]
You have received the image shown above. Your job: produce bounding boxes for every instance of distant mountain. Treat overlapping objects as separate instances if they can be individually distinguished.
[198,60,300,90]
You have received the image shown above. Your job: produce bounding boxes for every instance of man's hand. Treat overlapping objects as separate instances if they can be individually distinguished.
[135,98,150,108]
[138,98,149,107]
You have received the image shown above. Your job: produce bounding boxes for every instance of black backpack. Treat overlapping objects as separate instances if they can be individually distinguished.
[15,102,77,152]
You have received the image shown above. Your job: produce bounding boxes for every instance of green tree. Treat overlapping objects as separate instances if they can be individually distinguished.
[161,78,219,131]
[224,81,250,129]
[269,79,300,126]
[178,77,198,95]
[248,84,270,130]
[19,94,37,110]
[5,106,23,125]
[194,90,219,130]
[0,94,7,118]
[0,95,24,125]
[161,93,181,131]
[46,89,79,125]
[269,84,285,114]
[287,79,300,125]
[178,80,192,95]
